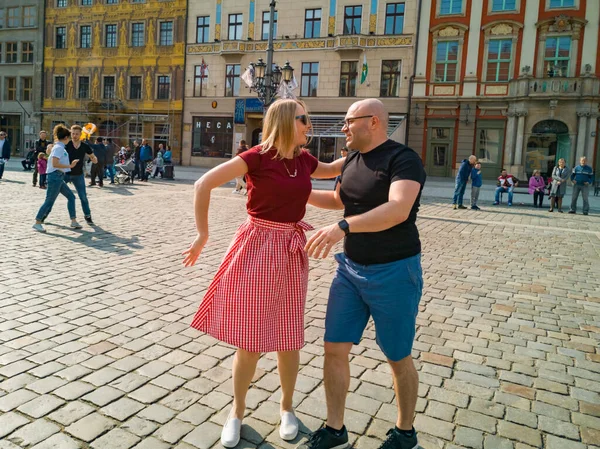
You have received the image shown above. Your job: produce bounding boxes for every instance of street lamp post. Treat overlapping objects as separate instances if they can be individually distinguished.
[244,1,295,106]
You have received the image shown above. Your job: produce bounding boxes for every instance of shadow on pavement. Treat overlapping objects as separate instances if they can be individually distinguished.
[0,179,26,185]
[44,223,143,254]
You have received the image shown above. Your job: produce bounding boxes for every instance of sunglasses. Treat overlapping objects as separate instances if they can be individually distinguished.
[295,115,309,125]
[343,115,374,126]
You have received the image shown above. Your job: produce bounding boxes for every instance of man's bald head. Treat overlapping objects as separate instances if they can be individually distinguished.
[348,99,389,128]
[343,99,390,153]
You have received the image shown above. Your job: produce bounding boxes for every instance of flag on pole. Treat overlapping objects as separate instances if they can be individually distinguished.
[360,53,368,84]
[200,58,209,81]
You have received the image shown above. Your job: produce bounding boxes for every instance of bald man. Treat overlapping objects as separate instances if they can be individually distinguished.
[453,154,477,210]
[302,99,426,449]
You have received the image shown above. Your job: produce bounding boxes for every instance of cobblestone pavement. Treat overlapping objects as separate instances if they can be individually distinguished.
[1,170,599,449]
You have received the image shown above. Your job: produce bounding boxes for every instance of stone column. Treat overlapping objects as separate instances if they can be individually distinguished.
[504,112,517,166]
[576,112,589,161]
[585,114,598,161]
[513,111,527,175]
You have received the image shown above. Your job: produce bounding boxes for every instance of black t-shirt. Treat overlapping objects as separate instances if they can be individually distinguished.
[340,139,427,265]
[66,141,94,176]
[34,139,48,157]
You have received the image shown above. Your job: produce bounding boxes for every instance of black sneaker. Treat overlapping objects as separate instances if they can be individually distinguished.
[457,205,468,209]
[85,216,95,225]
[378,428,418,449]
[298,426,348,449]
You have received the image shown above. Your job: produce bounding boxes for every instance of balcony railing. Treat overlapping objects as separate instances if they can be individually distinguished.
[509,76,600,97]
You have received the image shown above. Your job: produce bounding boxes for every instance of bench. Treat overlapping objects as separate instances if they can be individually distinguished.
[498,181,531,204]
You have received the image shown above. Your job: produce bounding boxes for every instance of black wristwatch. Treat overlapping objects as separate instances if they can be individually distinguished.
[338,219,350,236]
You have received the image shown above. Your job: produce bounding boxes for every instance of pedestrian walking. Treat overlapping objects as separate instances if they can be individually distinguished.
[302,99,426,449]
[139,139,153,182]
[452,155,476,209]
[232,140,249,194]
[37,153,48,189]
[65,125,98,225]
[105,138,118,184]
[549,158,569,212]
[528,169,546,208]
[90,137,107,187]
[471,162,482,210]
[32,131,49,187]
[0,131,12,180]
[32,125,81,233]
[152,151,164,178]
[569,156,594,215]
[133,140,141,179]
[183,99,344,448]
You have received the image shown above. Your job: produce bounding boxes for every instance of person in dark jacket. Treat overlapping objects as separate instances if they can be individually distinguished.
[90,137,107,187]
[569,156,594,215]
[470,162,483,210]
[132,140,141,179]
[452,155,477,209]
[139,139,153,181]
[0,131,11,180]
[22,150,36,171]
[32,131,49,186]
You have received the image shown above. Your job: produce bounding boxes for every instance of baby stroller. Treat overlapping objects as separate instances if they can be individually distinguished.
[115,159,135,184]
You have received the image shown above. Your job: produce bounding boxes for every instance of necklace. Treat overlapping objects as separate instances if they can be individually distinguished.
[282,158,297,178]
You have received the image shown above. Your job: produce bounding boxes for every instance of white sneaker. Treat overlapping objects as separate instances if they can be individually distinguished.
[220,416,242,448]
[32,223,46,233]
[232,189,239,194]
[279,411,299,441]
[70,221,82,229]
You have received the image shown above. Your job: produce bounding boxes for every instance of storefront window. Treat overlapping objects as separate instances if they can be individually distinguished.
[191,116,234,158]
[476,128,502,165]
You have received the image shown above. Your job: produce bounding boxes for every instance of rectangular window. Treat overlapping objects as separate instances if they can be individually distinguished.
[22,77,33,101]
[56,26,66,48]
[6,42,18,63]
[8,7,21,28]
[106,0,119,4]
[225,64,240,97]
[487,39,512,81]
[23,6,36,27]
[55,76,65,99]
[343,6,362,35]
[157,75,170,99]
[435,41,459,82]
[194,65,208,97]
[105,24,117,47]
[301,62,319,97]
[0,10,5,29]
[80,25,92,48]
[159,21,173,45]
[22,42,34,63]
[385,3,405,35]
[130,76,142,99]
[196,16,209,43]
[228,14,243,40]
[549,0,575,7]
[78,76,90,99]
[305,9,321,38]
[103,76,115,99]
[7,78,16,101]
[57,0,68,7]
[131,23,145,47]
[129,122,143,142]
[491,0,517,11]
[191,117,234,158]
[81,0,93,6]
[339,61,357,97]
[262,10,278,40]
[545,36,571,77]
[380,60,402,97]
[440,0,462,15]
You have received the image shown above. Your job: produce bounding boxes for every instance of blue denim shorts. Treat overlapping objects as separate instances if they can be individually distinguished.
[325,253,423,361]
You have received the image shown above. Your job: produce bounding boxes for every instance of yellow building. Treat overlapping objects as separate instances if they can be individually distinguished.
[42,0,185,161]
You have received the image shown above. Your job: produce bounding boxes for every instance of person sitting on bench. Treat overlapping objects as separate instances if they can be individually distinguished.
[493,169,517,206]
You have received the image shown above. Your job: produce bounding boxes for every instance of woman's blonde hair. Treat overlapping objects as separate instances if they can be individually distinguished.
[532,169,540,175]
[260,99,311,159]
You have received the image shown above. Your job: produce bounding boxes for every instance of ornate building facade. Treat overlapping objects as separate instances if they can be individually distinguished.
[42,0,185,160]
[409,0,600,179]
[183,0,418,167]
[0,0,45,155]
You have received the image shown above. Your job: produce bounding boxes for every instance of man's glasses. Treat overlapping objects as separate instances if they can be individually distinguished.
[295,115,309,125]
[343,115,374,126]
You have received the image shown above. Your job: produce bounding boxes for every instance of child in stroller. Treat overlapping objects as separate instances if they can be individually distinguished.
[115,158,135,184]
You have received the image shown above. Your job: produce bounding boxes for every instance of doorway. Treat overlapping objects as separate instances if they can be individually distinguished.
[526,120,570,178]
[426,125,453,177]
[0,115,21,155]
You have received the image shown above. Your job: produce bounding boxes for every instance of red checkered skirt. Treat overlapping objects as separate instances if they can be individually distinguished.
[190,216,313,353]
